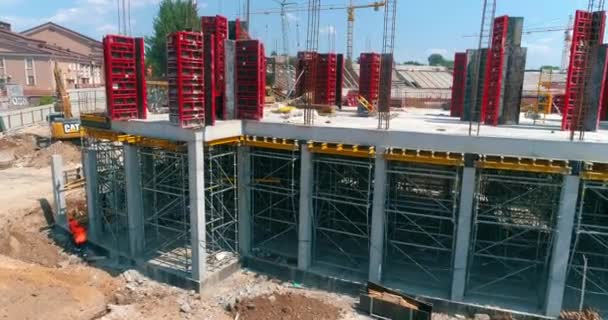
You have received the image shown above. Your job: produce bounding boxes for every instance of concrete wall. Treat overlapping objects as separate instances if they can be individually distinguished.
[500,47,527,125]
[584,44,608,131]
[0,87,104,132]
[0,103,53,131]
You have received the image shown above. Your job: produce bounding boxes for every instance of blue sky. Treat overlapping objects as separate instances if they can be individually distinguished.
[0,0,594,68]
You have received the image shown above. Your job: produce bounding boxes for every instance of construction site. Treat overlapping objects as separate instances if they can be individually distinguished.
[2,0,608,319]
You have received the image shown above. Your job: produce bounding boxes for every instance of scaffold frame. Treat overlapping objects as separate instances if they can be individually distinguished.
[466,169,562,310]
[566,180,608,313]
[383,161,460,298]
[139,147,192,275]
[204,144,239,271]
[90,137,130,254]
[250,147,301,265]
[312,154,374,279]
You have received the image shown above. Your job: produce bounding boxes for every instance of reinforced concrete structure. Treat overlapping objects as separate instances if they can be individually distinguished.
[81,108,608,318]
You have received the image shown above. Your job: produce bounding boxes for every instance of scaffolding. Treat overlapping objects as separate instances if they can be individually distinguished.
[466,169,562,311]
[90,137,130,254]
[139,147,191,275]
[250,147,300,265]
[383,161,460,298]
[312,154,374,279]
[565,180,608,313]
[204,144,239,271]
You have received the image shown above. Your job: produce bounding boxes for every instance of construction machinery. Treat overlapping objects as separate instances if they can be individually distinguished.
[49,64,82,140]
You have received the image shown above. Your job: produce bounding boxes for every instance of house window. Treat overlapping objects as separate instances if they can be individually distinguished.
[25,58,36,86]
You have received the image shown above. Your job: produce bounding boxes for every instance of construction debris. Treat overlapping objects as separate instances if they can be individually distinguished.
[359,282,432,320]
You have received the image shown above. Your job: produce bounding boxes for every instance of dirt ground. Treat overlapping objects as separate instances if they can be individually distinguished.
[232,292,342,320]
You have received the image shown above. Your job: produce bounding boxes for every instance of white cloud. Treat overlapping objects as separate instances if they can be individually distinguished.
[0,15,40,30]
[319,25,336,34]
[522,33,562,68]
[96,23,118,34]
[285,12,298,22]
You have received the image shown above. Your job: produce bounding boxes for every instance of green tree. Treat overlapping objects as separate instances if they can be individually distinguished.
[145,0,200,77]
[403,60,424,66]
[427,53,454,68]
[540,65,560,71]
[428,53,446,66]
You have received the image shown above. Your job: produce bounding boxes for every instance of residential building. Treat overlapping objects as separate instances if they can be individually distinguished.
[0,21,103,97]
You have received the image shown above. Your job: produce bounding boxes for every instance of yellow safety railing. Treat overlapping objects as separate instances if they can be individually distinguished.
[385,148,464,166]
[307,141,375,158]
[357,95,375,112]
[205,136,243,146]
[84,128,185,152]
[242,135,299,151]
[581,162,608,181]
[477,155,570,174]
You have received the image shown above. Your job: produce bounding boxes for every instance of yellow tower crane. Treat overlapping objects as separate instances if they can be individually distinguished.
[252,1,385,62]
[346,1,385,63]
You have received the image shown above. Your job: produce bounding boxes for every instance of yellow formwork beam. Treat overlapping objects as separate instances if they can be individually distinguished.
[205,136,243,147]
[581,162,608,181]
[80,113,109,124]
[242,135,299,151]
[307,141,375,158]
[385,148,464,166]
[477,155,570,175]
[84,128,185,152]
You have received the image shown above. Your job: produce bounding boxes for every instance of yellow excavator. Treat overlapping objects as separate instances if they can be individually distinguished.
[49,63,83,140]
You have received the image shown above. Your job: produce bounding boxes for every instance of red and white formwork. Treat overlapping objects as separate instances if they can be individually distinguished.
[167,31,205,128]
[314,53,338,105]
[235,39,266,120]
[562,10,606,131]
[481,16,509,126]
[103,35,147,120]
[296,51,318,99]
[358,52,381,106]
[450,52,468,118]
[201,15,228,119]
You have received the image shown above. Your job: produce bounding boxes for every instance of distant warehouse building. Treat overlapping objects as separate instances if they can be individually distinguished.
[0,21,103,97]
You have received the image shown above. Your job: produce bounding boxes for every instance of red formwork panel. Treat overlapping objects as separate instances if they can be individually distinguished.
[201,15,228,119]
[562,10,596,130]
[450,52,467,117]
[103,34,148,120]
[296,51,318,98]
[167,31,205,128]
[315,53,338,105]
[236,40,265,120]
[359,52,381,105]
[481,16,509,126]
[204,34,216,126]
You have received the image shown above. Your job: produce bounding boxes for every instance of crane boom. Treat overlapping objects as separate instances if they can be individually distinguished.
[253,1,385,62]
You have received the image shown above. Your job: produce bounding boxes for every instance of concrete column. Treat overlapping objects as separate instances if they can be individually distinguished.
[188,133,206,282]
[545,173,581,317]
[83,149,101,243]
[369,146,387,283]
[237,146,252,256]
[51,154,67,230]
[298,144,314,270]
[124,144,145,257]
[451,158,477,301]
